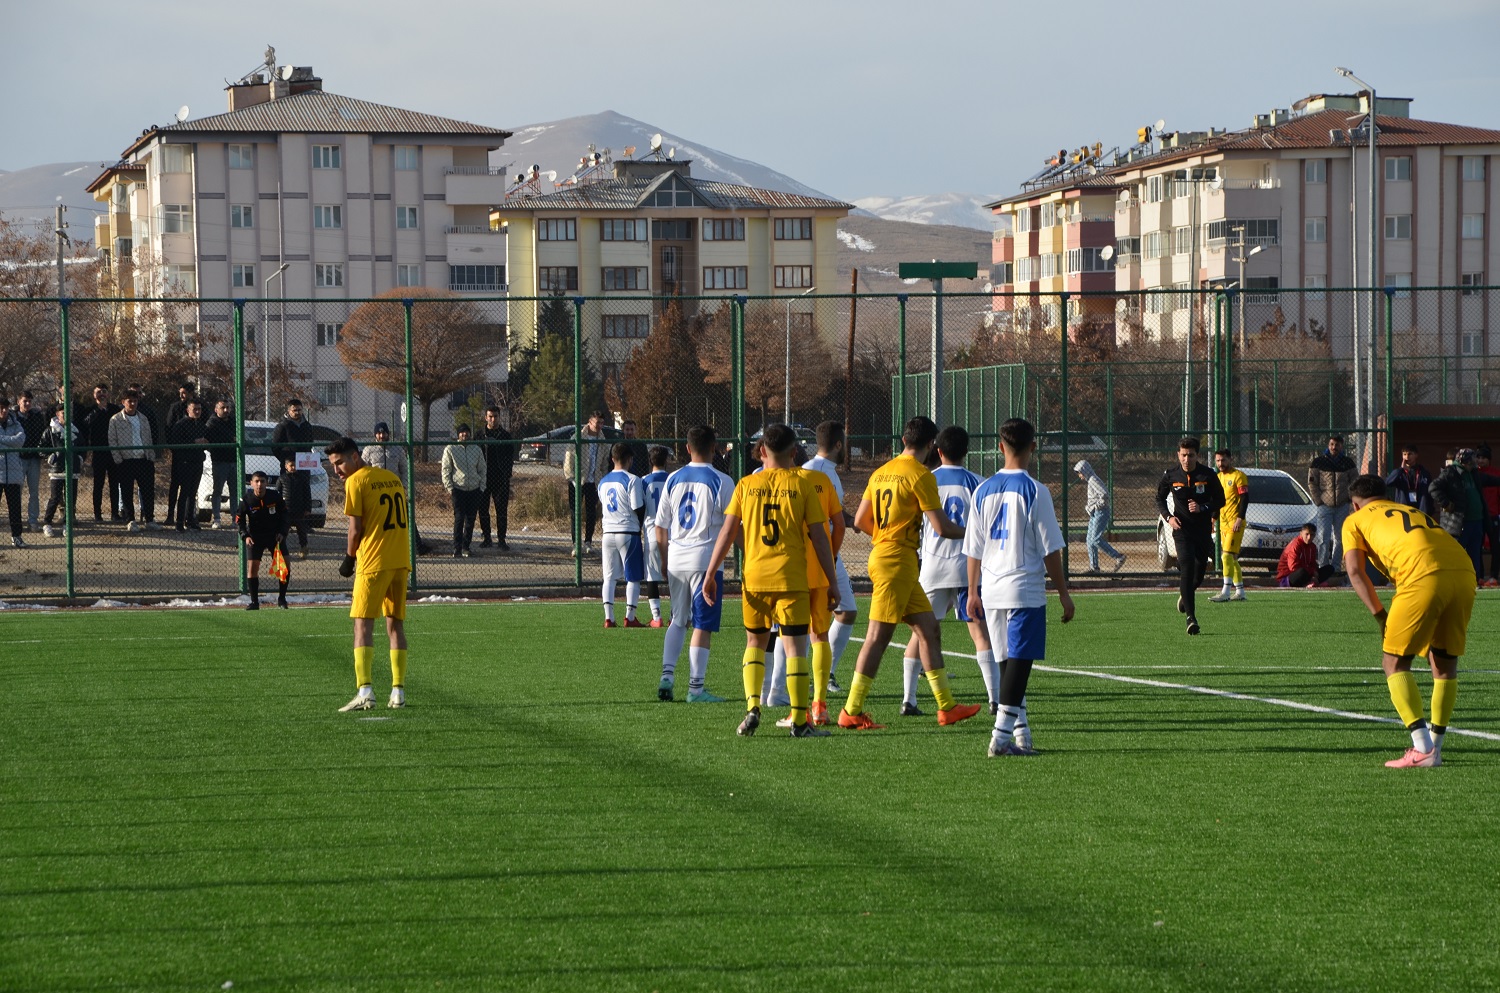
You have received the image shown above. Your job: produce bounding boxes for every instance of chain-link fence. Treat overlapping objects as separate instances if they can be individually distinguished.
[2,285,1494,598]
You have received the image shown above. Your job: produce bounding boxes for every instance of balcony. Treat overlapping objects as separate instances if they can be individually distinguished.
[1066,213,1116,225]
[449,282,509,293]
[444,224,501,235]
[445,168,511,206]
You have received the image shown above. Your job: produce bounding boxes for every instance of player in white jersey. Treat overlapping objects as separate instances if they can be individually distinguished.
[597,443,647,628]
[964,417,1074,757]
[900,426,1000,716]
[653,425,735,703]
[801,420,858,694]
[640,446,670,626]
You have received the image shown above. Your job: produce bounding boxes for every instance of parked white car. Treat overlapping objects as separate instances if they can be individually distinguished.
[1156,467,1316,571]
[195,420,329,528]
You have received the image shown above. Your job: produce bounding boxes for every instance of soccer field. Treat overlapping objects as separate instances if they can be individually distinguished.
[3,592,1498,992]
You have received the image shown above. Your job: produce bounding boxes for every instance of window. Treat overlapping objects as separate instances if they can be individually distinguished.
[228,144,254,169]
[600,219,647,241]
[1245,276,1280,304]
[538,218,577,241]
[602,315,650,339]
[312,145,342,169]
[1305,159,1326,183]
[315,381,349,407]
[1172,226,1191,256]
[1463,214,1484,239]
[170,323,195,344]
[774,265,813,289]
[1143,231,1165,260]
[1145,289,1173,315]
[1305,216,1327,243]
[161,204,193,233]
[651,219,693,240]
[647,175,702,208]
[601,267,648,291]
[396,264,421,287]
[1240,218,1279,245]
[1385,273,1412,299]
[450,264,504,291]
[314,205,343,229]
[1304,274,1327,301]
[1013,208,1034,234]
[230,204,254,229]
[244,323,256,346]
[1463,156,1486,182]
[160,145,193,173]
[115,237,132,258]
[1015,257,1037,282]
[1065,248,1114,273]
[702,218,745,241]
[1039,203,1059,227]
[396,206,419,230]
[394,145,418,171]
[232,264,255,288]
[1385,156,1411,181]
[1462,331,1483,356]
[992,261,1014,285]
[1462,272,1485,297]
[315,263,344,288]
[316,322,343,347]
[774,218,813,240]
[537,266,579,292]
[702,266,748,290]
[165,264,196,293]
[1384,214,1412,240]
[1143,176,1165,203]
[1039,253,1061,279]
[1115,236,1140,259]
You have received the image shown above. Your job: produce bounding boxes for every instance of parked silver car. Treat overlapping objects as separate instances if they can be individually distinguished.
[1156,468,1316,571]
[195,421,330,527]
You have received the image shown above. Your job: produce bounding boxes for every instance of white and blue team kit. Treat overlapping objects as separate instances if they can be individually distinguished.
[641,468,668,583]
[801,453,856,612]
[598,469,647,582]
[920,464,983,622]
[963,469,1064,659]
[654,462,734,631]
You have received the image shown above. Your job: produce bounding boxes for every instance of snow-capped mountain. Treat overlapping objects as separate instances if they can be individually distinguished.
[853,193,1000,232]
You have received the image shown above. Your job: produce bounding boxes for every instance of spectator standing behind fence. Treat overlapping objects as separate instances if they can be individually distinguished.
[478,406,514,551]
[1428,448,1497,578]
[562,410,607,556]
[362,423,433,556]
[1073,459,1127,574]
[15,391,46,533]
[0,397,26,547]
[40,404,81,538]
[1473,446,1500,588]
[1276,523,1334,587]
[165,382,197,431]
[622,418,651,477]
[239,470,291,610]
[272,398,316,558]
[167,400,209,531]
[83,384,122,523]
[205,400,238,528]
[108,389,160,533]
[1307,434,1357,573]
[441,424,485,558]
[1384,445,1433,518]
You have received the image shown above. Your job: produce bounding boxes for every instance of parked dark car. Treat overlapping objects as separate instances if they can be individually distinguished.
[518,423,624,465]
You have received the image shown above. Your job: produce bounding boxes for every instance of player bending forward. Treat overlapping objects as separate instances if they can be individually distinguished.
[1343,473,1474,768]
[655,425,734,703]
[598,443,647,628]
[326,437,412,711]
[966,417,1074,756]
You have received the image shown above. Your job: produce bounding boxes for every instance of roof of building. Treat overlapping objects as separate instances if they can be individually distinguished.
[85,161,147,194]
[492,167,852,212]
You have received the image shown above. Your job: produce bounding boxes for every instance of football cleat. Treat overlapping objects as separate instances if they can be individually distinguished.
[686,688,726,704]
[987,739,1033,757]
[623,617,645,628]
[1186,616,1201,636]
[774,715,796,729]
[899,702,924,717]
[603,619,617,629]
[277,597,289,610]
[339,690,376,712]
[825,676,843,695]
[1013,735,1037,755]
[809,700,830,726]
[1208,590,1233,603]
[736,708,761,737]
[649,618,664,628]
[657,678,674,702]
[1385,747,1441,768]
[1229,588,1248,601]
[245,599,259,611]
[789,722,832,738]
[837,710,885,730]
[937,702,983,726]
[387,687,405,709]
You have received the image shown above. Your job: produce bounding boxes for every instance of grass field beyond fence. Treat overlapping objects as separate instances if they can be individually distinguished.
[3,593,1498,992]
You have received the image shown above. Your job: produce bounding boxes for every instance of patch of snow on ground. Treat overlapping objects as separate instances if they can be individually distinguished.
[837,229,876,252]
[416,594,470,603]
[92,599,134,608]
[62,166,87,176]
[0,600,59,610]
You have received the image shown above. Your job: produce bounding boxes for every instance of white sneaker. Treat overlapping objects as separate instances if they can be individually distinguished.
[388,687,405,709]
[1229,588,1248,601]
[125,521,141,533]
[1208,590,1233,603]
[338,689,376,712]
[774,716,796,729]
[42,525,55,537]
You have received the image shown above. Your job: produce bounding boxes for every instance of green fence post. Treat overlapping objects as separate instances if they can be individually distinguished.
[572,296,585,587]
[59,298,74,599]
[232,300,246,594]
[896,294,908,448]
[1059,292,1069,576]
[731,296,746,478]
[403,298,417,588]
[1384,288,1395,472]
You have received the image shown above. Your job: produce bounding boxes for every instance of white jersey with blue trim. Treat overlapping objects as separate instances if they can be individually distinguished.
[642,469,668,524]
[963,468,1064,609]
[654,462,734,572]
[598,469,645,534]
[802,453,845,504]
[920,464,982,591]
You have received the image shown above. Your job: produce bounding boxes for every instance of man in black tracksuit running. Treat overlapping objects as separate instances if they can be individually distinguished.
[1156,435,1224,635]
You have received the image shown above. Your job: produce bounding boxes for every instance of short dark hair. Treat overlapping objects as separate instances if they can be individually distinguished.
[999,417,1035,453]
[1478,445,1492,459]
[325,436,359,458]
[1401,444,1418,454]
[287,398,304,409]
[1213,447,1232,458]
[485,406,501,416]
[649,445,669,468]
[0,397,9,407]
[122,389,141,401]
[249,470,268,481]
[815,420,845,452]
[94,383,109,391]
[1329,434,1344,444]
[19,389,33,400]
[180,382,195,392]
[611,441,633,465]
[1349,474,1387,500]
[1178,436,1201,453]
[622,418,637,427]
[456,423,471,435]
[1302,522,1316,537]
[762,423,796,455]
[936,425,969,461]
[686,424,716,457]
[901,416,939,451]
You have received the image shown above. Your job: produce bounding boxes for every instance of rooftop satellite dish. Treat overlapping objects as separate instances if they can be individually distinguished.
[666,147,676,160]
[530,164,540,175]
[623,145,636,158]
[1100,245,1115,261]
[1118,190,1131,203]
[650,133,663,152]
[544,170,557,182]
[1208,175,1223,191]
[1154,118,1166,133]
[175,105,190,123]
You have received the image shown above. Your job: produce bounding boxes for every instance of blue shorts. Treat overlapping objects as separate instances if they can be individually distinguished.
[926,587,972,623]
[603,532,645,583]
[984,605,1047,660]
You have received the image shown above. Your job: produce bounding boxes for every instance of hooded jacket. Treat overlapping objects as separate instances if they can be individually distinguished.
[441,439,486,493]
[1307,449,1357,508]
[0,412,23,484]
[1074,459,1109,514]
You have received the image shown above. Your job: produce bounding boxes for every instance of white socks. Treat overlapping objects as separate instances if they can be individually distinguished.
[661,621,687,680]
[688,645,710,693]
[828,619,854,676]
[976,649,999,708]
[649,597,661,621]
[902,656,923,706]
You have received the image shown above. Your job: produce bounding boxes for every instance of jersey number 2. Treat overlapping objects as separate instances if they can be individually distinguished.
[378,492,408,531]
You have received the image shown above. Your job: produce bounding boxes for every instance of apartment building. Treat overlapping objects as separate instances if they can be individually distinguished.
[91,59,511,431]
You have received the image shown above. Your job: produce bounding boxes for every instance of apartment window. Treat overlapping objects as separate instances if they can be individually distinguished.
[231,264,255,288]
[1172,226,1192,256]
[538,219,577,241]
[602,315,650,339]
[1143,176,1165,203]
[160,145,193,173]
[537,266,579,292]
[1145,289,1173,314]
[1065,248,1114,274]
[1461,272,1485,297]
[1305,159,1326,183]
[161,204,193,233]
[315,263,344,288]
[1463,156,1486,182]
[1463,214,1484,239]
[1013,208,1034,234]
[1304,274,1327,301]
[396,206,419,230]
[1115,237,1140,259]
[450,265,503,291]
[1246,276,1280,304]
[601,267,647,291]
[1240,219,1279,245]
[1461,331,1483,356]
[316,322,343,347]
[774,265,813,289]
[600,219,647,241]
[115,237,132,258]
[312,145,342,169]
[1385,156,1411,182]
[647,175,701,208]
[1039,253,1061,279]
[652,219,693,240]
[1143,231,1166,260]
[702,218,745,241]
[170,323,195,344]
[702,266,748,290]
[230,204,254,229]
[165,264,196,293]
[1015,256,1038,282]
[228,144,254,169]
[396,264,421,287]
[316,381,349,407]
[992,261,1014,285]
[1039,203,1059,227]
[394,145,419,170]
[314,205,343,229]
[1305,217,1327,243]
[244,323,256,346]
[1385,273,1412,299]
[1384,214,1412,240]
[774,218,813,240]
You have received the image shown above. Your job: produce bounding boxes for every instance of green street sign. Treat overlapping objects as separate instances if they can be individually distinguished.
[898,261,979,280]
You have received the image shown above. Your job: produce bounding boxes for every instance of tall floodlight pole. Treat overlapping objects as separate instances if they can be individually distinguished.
[1336,67,1379,470]
[262,263,290,420]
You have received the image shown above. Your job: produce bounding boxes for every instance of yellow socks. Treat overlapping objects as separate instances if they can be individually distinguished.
[925,666,956,710]
[785,654,809,725]
[1431,676,1457,729]
[810,642,831,705]
[390,649,408,688]
[353,646,374,689]
[1386,671,1425,727]
[845,671,875,715]
[1223,552,1241,586]
[741,646,765,711]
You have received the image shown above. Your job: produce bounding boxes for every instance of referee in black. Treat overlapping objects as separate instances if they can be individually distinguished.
[1156,436,1224,635]
[239,470,292,609]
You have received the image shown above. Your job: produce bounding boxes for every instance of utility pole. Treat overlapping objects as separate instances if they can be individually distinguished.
[54,200,69,296]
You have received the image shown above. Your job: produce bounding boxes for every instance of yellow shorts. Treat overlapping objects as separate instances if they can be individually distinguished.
[869,574,932,625]
[808,585,832,636]
[1220,523,1244,555]
[1383,569,1474,659]
[351,568,409,620]
[743,589,809,631]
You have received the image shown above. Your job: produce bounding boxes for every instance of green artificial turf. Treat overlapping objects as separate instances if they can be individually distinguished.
[2,591,1498,992]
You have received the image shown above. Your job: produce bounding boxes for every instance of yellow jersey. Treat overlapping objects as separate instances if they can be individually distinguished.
[863,454,941,579]
[793,466,841,589]
[726,466,827,592]
[343,464,412,575]
[1341,499,1473,585]
[1219,469,1250,525]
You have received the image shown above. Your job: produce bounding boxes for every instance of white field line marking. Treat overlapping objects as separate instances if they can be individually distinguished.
[850,637,1500,743]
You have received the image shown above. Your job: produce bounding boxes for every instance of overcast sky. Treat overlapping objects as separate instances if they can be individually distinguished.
[4,0,1497,201]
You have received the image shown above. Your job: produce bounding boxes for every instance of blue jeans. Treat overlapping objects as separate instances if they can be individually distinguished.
[1459,520,1483,578]
[1314,504,1350,568]
[1086,508,1123,570]
[21,458,41,525]
[210,462,238,520]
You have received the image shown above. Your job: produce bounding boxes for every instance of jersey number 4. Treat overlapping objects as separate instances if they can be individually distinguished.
[378,491,408,531]
[989,502,1010,548]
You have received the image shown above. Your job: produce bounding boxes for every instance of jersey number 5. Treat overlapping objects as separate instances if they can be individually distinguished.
[761,503,781,547]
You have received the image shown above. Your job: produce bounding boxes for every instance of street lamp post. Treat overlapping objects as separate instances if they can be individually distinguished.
[1229,226,1263,445]
[785,285,815,424]
[262,262,290,420]
[1336,66,1379,470]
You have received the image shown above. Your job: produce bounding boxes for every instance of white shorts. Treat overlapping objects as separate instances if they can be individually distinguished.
[601,532,644,583]
[668,569,723,632]
[926,587,973,623]
[646,535,665,583]
[833,558,855,614]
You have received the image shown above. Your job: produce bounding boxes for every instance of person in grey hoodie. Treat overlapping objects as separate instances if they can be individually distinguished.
[441,423,486,557]
[0,397,26,546]
[1074,459,1126,573]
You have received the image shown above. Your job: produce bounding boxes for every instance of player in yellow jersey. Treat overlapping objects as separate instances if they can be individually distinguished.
[770,463,844,729]
[839,416,982,730]
[325,437,413,712]
[703,424,837,738]
[1343,474,1476,768]
[1209,448,1252,602]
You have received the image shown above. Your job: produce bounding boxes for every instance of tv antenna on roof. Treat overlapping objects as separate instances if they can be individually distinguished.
[650,133,663,152]
[666,147,675,160]
[175,105,190,123]
[623,145,636,158]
